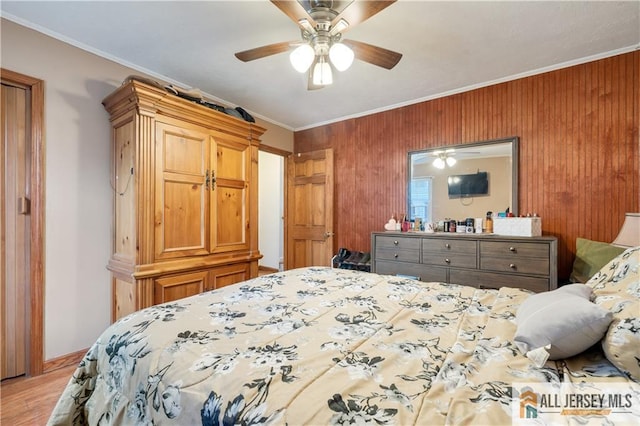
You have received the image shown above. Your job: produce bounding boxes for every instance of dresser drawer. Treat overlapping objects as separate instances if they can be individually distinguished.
[450,269,550,293]
[423,238,477,255]
[422,252,477,269]
[376,236,421,250]
[480,256,549,275]
[375,247,421,263]
[374,260,447,282]
[371,232,557,293]
[480,241,549,258]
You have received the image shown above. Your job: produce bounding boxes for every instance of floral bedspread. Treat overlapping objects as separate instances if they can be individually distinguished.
[48,267,634,425]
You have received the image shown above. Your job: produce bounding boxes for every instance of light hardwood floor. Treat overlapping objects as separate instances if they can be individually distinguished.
[1,365,76,425]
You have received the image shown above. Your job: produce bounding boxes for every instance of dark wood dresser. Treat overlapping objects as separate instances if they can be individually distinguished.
[371,232,558,292]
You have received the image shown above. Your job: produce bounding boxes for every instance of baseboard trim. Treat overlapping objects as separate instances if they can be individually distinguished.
[258,266,279,274]
[43,348,87,373]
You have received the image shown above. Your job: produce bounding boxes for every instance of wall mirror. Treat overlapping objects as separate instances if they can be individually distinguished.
[407,137,518,224]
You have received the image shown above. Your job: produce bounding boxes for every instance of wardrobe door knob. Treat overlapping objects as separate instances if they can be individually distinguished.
[445,258,451,264]
[509,263,516,269]
[509,246,516,252]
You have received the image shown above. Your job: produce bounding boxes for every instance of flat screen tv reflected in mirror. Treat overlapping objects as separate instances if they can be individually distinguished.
[447,172,489,198]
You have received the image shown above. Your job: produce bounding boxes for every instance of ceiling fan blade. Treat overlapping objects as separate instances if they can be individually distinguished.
[235,41,296,62]
[331,0,396,33]
[342,39,402,69]
[271,0,317,30]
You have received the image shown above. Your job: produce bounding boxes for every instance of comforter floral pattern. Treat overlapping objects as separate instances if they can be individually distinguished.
[48,267,634,425]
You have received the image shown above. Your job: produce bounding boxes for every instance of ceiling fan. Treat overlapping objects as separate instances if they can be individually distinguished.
[431,148,480,169]
[234,0,402,89]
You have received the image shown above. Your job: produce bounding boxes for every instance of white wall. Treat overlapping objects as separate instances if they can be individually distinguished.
[258,152,284,270]
[1,19,293,360]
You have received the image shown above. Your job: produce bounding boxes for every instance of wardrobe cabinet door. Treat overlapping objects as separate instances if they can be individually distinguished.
[210,135,251,254]
[155,122,210,260]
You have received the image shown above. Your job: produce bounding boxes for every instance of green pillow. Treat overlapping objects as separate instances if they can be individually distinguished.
[570,238,625,283]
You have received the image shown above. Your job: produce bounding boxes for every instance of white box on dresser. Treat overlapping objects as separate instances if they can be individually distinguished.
[493,217,542,237]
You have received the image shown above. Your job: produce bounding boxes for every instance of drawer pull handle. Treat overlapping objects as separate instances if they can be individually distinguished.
[509,263,516,269]
[509,247,516,252]
[394,240,399,245]
[394,253,399,258]
[445,243,451,249]
[445,258,451,264]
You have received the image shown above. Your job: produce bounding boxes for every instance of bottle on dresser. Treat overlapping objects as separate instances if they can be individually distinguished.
[485,211,493,233]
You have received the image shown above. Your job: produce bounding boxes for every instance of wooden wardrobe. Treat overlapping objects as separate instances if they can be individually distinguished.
[103,80,265,321]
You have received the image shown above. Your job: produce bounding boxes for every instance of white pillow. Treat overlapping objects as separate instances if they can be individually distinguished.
[514,284,612,360]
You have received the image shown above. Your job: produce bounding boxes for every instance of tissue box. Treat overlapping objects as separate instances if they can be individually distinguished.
[493,217,542,237]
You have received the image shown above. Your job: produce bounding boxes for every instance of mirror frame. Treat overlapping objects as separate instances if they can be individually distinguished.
[407,136,519,221]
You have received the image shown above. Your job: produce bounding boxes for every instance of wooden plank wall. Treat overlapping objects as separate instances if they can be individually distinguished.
[294,51,639,280]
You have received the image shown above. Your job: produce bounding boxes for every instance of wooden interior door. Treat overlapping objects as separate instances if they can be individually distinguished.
[285,149,334,269]
[1,82,29,379]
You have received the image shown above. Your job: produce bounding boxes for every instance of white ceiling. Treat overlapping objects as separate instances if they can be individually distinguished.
[2,1,639,130]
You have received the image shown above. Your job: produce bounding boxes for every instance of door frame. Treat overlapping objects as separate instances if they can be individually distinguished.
[1,69,45,376]
[258,144,290,272]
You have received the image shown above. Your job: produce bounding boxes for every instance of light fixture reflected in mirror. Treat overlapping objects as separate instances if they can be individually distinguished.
[433,157,445,169]
[433,153,457,169]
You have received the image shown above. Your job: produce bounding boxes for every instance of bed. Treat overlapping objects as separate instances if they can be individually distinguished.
[49,247,639,425]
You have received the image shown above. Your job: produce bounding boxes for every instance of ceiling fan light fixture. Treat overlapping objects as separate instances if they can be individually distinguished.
[313,56,333,85]
[234,1,403,90]
[446,156,457,167]
[433,157,446,169]
[329,42,354,71]
[331,18,349,35]
[290,44,315,73]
